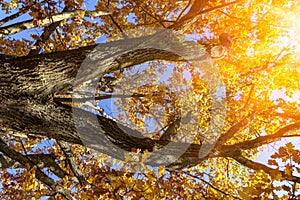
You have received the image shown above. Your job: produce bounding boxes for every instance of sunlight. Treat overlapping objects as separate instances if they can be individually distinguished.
[271,89,300,104]
[275,5,300,56]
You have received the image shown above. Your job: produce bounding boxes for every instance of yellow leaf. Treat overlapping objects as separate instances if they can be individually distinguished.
[158,166,165,176]
[10,2,17,8]
[27,183,35,190]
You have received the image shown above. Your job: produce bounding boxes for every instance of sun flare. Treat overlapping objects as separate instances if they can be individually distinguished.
[274,4,300,55]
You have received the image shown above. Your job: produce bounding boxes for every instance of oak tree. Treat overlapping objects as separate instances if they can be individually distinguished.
[0,0,299,199]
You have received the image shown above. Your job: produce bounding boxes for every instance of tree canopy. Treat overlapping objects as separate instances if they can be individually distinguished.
[0,0,299,199]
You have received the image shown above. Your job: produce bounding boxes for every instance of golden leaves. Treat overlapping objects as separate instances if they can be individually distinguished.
[0,0,300,199]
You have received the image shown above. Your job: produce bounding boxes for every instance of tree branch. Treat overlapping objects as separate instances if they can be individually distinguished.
[0,1,46,26]
[232,154,300,184]
[0,138,72,199]
[54,93,147,103]
[175,0,193,23]
[57,140,87,187]
[214,111,256,148]
[224,122,300,150]
[108,14,129,38]
[170,0,241,32]
[27,6,72,56]
[185,171,241,199]
[0,10,110,37]
[275,112,300,120]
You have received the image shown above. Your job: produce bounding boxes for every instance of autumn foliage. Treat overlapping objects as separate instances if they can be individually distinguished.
[0,0,300,199]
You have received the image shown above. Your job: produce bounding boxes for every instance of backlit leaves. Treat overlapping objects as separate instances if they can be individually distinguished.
[0,0,300,199]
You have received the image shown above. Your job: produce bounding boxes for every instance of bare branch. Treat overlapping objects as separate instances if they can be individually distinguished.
[0,10,110,37]
[160,118,181,141]
[54,93,147,103]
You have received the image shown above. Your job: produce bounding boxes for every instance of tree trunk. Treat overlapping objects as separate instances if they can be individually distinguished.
[0,31,212,169]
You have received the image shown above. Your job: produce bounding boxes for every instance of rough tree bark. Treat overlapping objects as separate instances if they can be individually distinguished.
[0,31,213,169]
[1,30,300,181]
[1,5,300,191]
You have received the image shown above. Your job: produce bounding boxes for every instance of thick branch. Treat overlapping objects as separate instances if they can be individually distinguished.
[226,122,300,150]
[275,112,300,120]
[233,154,300,184]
